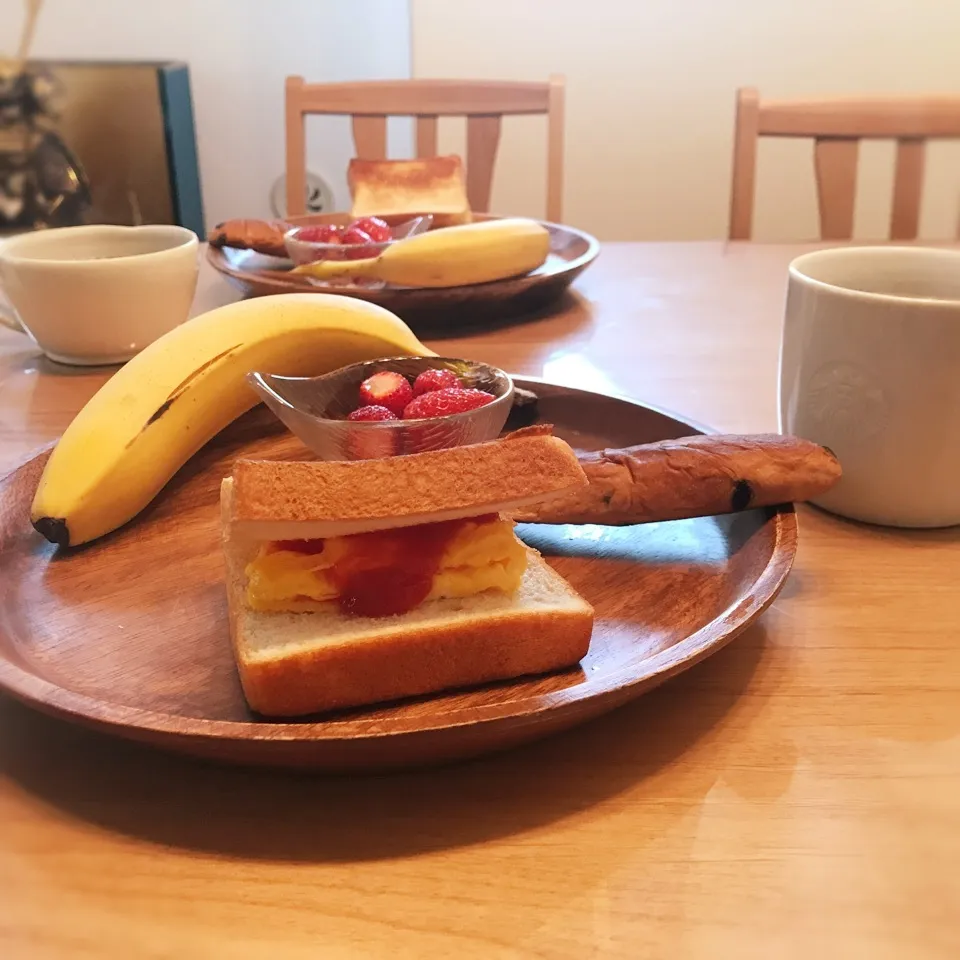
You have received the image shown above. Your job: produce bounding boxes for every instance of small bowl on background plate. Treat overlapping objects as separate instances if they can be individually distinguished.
[247,356,514,460]
[283,215,433,266]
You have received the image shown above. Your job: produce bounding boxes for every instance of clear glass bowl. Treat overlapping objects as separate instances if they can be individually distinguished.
[283,215,433,266]
[247,356,515,460]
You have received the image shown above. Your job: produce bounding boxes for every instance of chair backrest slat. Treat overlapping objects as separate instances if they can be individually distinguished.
[891,139,926,241]
[295,79,552,117]
[415,115,438,159]
[814,138,859,240]
[758,97,960,139]
[465,115,502,212]
[351,115,388,160]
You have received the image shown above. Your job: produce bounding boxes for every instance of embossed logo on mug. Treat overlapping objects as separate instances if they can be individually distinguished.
[803,361,889,441]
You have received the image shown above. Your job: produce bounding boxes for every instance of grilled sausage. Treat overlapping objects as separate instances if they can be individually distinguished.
[511,433,841,525]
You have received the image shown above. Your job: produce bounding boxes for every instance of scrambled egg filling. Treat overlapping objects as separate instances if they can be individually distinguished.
[245,517,527,613]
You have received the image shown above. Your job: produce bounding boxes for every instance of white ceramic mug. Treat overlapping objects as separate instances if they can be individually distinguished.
[0,224,199,365]
[780,245,960,528]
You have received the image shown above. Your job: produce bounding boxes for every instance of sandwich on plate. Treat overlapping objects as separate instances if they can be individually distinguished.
[221,429,595,716]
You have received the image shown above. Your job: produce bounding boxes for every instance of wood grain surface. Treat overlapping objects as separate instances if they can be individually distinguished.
[1,242,959,959]
[0,384,795,770]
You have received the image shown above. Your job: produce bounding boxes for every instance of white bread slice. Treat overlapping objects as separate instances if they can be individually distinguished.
[348,155,472,228]
[221,479,594,717]
[229,431,588,542]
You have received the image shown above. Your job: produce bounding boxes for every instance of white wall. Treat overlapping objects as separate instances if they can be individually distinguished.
[412,0,960,240]
[14,0,412,228]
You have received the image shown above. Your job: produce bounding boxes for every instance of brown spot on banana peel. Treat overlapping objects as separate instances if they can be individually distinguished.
[141,344,244,431]
[146,397,175,426]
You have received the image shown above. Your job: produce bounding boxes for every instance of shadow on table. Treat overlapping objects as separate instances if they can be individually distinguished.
[800,501,960,544]
[5,348,122,378]
[1,624,773,864]
[417,289,590,342]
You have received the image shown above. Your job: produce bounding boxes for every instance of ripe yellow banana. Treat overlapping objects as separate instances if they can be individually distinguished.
[292,217,551,288]
[32,293,431,548]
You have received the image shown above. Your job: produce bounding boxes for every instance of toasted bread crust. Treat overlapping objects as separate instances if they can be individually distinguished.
[349,155,471,225]
[221,517,592,717]
[235,599,593,717]
[230,433,587,528]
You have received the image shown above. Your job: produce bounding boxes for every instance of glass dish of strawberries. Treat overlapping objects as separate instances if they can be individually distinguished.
[339,362,510,460]
[247,357,515,462]
[283,214,433,266]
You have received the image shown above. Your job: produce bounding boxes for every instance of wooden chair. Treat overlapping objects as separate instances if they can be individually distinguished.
[285,76,565,222]
[729,87,960,240]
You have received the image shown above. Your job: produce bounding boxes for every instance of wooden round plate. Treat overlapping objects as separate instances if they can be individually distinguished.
[0,380,796,772]
[205,216,600,331]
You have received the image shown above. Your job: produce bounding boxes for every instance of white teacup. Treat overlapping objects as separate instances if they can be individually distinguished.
[0,224,199,365]
[780,245,960,528]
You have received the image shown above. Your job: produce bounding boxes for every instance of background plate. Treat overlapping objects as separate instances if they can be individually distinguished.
[0,381,796,771]
[205,216,600,331]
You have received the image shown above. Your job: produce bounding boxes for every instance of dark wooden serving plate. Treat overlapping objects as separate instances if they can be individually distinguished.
[205,215,599,330]
[0,380,796,771]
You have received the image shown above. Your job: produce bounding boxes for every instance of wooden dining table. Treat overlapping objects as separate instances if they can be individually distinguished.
[1,241,958,960]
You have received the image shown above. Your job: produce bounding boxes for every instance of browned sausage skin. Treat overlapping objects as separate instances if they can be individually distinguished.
[511,433,842,525]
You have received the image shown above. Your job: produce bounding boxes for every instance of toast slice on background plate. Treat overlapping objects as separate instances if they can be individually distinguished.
[348,155,473,229]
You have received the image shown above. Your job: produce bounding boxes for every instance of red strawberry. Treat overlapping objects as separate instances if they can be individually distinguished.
[351,216,392,243]
[359,371,413,415]
[412,367,461,396]
[402,387,495,420]
[342,225,377,260]
[347,405,397,422]
[296,224,342,244]
[345,406,399,459]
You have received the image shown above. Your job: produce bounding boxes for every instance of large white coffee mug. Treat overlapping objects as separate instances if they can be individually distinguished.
[780,245,960,527]
[0,224,198,365]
